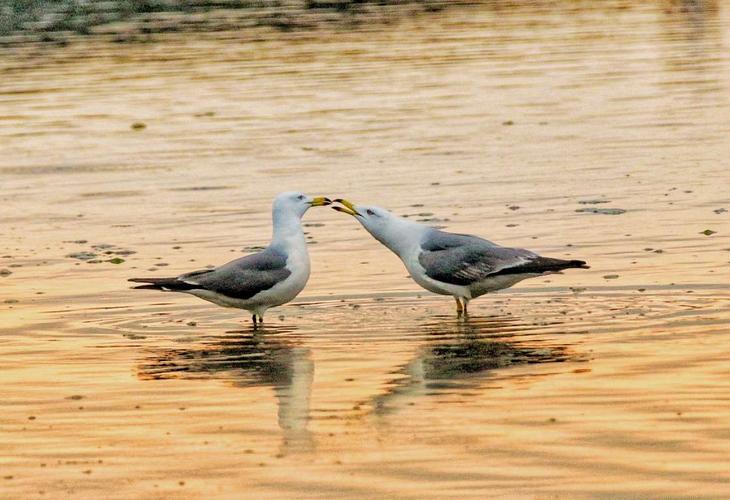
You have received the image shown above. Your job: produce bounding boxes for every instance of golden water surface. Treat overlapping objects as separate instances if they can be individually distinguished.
[2,1,730,498]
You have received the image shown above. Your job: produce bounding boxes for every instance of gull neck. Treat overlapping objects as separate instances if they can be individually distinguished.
[271,207,306,250]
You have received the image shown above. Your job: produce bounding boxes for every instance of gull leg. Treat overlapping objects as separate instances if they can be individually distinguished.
[455,297,464,316]
[251,314,258,329]
[462,298,470,317]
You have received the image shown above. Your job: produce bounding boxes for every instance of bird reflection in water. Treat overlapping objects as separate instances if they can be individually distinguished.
[137,314,581,444]
[371,314,576,416]
[137,324,314,454]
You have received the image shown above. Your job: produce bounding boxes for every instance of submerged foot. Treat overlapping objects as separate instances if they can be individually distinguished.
[454,297,464,315]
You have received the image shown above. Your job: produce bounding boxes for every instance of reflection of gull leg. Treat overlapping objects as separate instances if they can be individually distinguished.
[276,347,315,454]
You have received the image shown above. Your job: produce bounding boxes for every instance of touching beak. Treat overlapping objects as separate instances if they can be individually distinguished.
[332,198,361,217]
[309,196,332,207]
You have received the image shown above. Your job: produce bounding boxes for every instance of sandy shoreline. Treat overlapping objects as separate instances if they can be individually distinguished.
[2,1,730,497]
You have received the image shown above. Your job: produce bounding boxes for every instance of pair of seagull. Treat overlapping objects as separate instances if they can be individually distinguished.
[130,192,588,325]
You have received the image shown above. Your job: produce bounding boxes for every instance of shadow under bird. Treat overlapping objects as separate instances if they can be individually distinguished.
[129,192,331,326]
[332,198,588,315]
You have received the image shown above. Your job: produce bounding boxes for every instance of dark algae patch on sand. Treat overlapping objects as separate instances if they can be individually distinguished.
[0,0,473,44]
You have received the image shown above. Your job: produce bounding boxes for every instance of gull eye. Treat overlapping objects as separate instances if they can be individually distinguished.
[366,209,375,216]
[297,195,304,200]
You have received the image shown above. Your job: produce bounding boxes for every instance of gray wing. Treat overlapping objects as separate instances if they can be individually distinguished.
[420,230,497,251]
[419,229,546,286]
[180,247,291,300]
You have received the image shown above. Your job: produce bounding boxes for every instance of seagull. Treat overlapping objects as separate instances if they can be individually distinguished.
[129,192,331,326]
[332,199,588,315]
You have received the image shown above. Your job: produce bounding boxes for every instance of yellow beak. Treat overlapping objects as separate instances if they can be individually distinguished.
[309,196,332,207]
[332,198,361,217]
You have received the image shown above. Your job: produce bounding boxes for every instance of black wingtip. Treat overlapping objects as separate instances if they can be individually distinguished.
[128,276,200,292]
[130,284,163,290]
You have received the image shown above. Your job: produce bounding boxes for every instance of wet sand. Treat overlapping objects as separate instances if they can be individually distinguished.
[2,1,730,498]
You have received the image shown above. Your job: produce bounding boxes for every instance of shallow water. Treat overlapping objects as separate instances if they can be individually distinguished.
[2,1,730,498]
